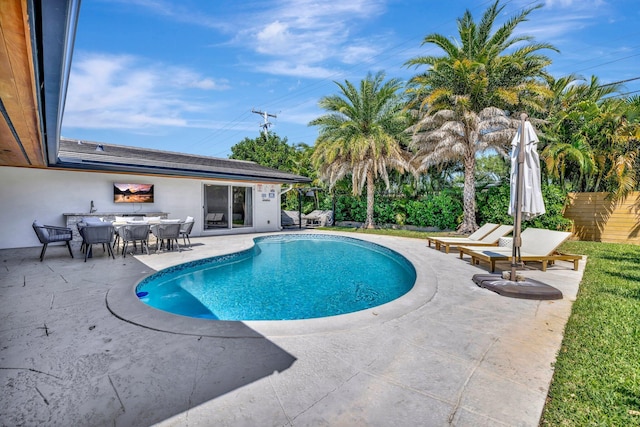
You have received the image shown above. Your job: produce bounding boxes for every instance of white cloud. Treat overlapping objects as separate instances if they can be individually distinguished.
[543,0,605,9]
[120,0,391,80]
[63,53,228,130]
[235,0,388,78]
[256,61,338,79]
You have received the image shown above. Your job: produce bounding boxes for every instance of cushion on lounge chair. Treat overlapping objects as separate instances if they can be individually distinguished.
[458,228,581,272]
[428,224,510,253]
[466,223,500,241]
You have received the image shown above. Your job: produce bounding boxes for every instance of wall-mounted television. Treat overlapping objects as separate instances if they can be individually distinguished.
[114,183,154,203]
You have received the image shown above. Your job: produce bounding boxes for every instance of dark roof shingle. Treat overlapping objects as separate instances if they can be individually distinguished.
[57,138,311,183]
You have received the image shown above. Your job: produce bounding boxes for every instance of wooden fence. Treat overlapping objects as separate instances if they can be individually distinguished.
[564,192,640,245]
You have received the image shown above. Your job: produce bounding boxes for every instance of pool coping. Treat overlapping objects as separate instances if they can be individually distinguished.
[106,231,439,337]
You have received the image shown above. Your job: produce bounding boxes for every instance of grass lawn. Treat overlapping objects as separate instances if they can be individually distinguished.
[324,227,640,425]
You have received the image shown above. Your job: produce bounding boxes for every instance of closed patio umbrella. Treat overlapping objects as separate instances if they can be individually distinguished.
[509,115,545,279]
[471,113,562,300]
[508,118,545,221]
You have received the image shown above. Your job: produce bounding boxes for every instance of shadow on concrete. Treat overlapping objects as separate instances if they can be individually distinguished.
[0,248,296,426]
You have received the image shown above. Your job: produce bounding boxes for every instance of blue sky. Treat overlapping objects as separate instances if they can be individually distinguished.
[61,0,640,158]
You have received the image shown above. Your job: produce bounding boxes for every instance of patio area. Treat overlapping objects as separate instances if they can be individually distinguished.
[0,230,584,426]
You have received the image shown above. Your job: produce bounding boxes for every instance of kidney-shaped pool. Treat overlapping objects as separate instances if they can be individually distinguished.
[135,234,416,321]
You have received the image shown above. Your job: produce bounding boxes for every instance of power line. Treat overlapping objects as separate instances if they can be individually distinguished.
[600,76,640,87]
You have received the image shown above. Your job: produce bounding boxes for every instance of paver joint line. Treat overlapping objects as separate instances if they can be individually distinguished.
[448,336,499,424]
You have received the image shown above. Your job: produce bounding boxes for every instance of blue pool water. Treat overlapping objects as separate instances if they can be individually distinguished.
[136,234,416,321]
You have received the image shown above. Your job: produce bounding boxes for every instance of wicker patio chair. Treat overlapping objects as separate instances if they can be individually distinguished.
[151,223,181,252]
[121,224,150,257]
[79,223,115,262]
[179,218,195,247]
[32,220,74,262]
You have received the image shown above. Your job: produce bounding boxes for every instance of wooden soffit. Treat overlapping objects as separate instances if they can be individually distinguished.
[0,0,45,167]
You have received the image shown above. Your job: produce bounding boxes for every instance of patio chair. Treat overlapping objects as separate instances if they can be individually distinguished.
[281,210,300,228]
[179,216,195,247]
[32,221,74,262]
[458,228,582,272]
[206,212,225,228]
[429,224,513,254]
[79,223,115,262]
[427,223,499,251]
[121,224,150,257]
[151,223,181,252]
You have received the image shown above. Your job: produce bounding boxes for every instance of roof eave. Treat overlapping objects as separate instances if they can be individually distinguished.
[55,157,312,184]
[29,0,81,166]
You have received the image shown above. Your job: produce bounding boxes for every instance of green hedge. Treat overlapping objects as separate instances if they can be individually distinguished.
[333,182,571,231]
[335,189,463,230]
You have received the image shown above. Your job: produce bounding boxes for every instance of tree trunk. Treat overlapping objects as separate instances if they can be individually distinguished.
[365,170,375,229]
[459,153,478,234]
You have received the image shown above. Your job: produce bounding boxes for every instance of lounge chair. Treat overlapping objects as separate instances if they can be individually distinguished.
[206,212,225,228]
[429,224,513,254]
[458,228,582,272]
[427,223,500,253]
[302,210,333,227]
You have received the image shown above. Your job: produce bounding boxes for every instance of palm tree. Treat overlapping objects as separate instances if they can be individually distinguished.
[542,75,634,195]
[309,71,411,228]
[405,0,556,233]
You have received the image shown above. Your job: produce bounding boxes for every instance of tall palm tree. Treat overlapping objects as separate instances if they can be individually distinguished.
[405,0,556,233]
[309,71,411,228]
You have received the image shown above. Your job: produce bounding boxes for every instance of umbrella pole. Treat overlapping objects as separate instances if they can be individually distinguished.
[511,113,527,281]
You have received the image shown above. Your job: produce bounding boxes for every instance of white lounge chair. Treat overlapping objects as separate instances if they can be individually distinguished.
[458,228,582,272]
[429,224,513,254]
[427,223,499,253]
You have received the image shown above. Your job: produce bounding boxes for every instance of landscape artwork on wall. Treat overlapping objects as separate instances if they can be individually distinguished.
[113,183,154,203]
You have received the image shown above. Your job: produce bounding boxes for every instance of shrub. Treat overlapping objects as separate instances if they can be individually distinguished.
[477,182,573,231]
[335,189,462,230]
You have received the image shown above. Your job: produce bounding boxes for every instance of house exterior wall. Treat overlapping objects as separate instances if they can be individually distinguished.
[0,167,283,250]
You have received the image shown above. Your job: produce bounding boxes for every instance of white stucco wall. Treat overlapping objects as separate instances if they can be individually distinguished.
[0,167,283,250]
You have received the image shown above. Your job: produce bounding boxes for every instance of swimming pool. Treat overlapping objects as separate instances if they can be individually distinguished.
[136,234,416,321]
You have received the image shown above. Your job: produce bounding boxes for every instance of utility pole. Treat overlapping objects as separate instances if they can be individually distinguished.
[251,109,277,137]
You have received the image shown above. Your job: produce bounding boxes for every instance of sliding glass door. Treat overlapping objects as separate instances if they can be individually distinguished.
[232,186,253,228]
[203,184,253,230]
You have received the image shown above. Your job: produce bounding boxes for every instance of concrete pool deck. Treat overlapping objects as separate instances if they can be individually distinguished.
[0,230,585,426]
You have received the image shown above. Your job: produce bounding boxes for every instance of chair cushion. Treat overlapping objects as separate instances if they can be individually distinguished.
[185,216,194,223]
[32,220,49,239]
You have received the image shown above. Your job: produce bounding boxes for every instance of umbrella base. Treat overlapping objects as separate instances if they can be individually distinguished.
[472,274,563,300]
